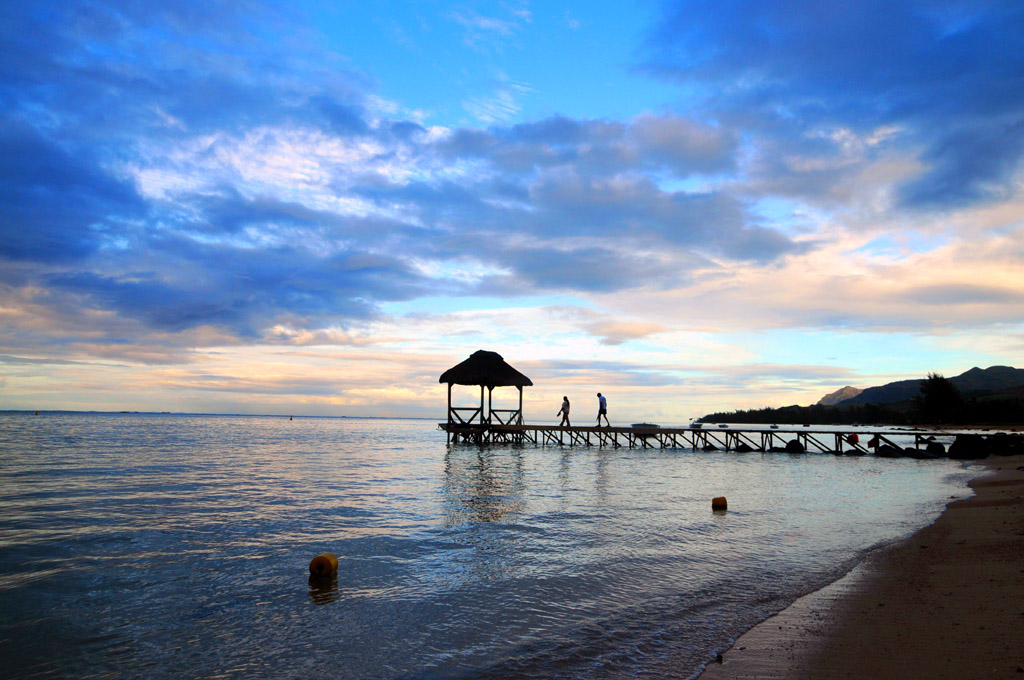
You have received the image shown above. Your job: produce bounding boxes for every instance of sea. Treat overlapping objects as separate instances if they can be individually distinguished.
[0,412,977,679]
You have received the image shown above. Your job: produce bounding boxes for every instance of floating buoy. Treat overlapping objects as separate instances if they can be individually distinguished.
[309,552,338,577]
[712,496,728,510]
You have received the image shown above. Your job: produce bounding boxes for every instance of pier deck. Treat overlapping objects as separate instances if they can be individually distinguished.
[440,423,956,455]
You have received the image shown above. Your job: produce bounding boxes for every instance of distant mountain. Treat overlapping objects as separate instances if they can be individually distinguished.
[838,366,1024,405]
[950,365,1024,392]
[817,386,863,406]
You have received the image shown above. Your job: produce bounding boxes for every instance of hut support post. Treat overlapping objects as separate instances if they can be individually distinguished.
[447,384,452,442]
[480,385,486,425]
[517,386,523,424]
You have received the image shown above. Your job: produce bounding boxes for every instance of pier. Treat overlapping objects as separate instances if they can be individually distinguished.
[436,350,956,457]
[440,422,954,456]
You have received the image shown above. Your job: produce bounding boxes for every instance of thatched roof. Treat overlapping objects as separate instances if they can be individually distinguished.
[438,350,533,387]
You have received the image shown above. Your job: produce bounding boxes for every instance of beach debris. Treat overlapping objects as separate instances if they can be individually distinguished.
[309,552,339,577]
[712,496,728,511]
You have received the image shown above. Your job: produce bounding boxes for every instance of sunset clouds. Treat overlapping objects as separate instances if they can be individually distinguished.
[2,1,1022,420]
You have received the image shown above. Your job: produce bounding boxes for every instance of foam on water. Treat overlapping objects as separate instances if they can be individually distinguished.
[0,413,973,678]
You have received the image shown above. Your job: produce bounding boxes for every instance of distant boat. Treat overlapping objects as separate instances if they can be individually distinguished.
[631,422,660,429]
[770,424,779,429]
[690,423,703,429]
[718,424,729,428]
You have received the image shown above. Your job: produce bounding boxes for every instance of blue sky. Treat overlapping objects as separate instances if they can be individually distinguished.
[2,0,1023,421]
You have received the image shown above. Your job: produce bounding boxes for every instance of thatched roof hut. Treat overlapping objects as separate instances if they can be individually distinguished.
[439,350,532,429]
[438,350,533,388]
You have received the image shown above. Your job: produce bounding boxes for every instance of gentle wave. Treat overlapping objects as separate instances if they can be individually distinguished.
[0,413,972,679]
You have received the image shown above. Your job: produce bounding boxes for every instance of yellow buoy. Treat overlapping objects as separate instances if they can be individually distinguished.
[711,496,728,510]
[309,552,339,577]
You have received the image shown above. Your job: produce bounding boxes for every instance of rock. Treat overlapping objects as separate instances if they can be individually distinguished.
[735,443,754,453]
[989,432,1024,456]
[948,434,990,460]
[926,441,947,456]
[785,439,805,453]
[875,444,902,458]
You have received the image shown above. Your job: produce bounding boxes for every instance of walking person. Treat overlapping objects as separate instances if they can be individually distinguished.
[596,392,610,427]
[557,396,571,427]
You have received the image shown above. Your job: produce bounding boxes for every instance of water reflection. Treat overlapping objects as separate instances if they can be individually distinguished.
[308,574,339,605]
[441,446,526,526]
[0,414,974,680]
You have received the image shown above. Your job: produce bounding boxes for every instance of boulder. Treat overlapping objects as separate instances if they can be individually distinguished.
[875,444,902,458]
[948,434,990,460]
[925,441,946,456]
[989,433,1024,456]
[735,443,754,453]
[785,439,805,454]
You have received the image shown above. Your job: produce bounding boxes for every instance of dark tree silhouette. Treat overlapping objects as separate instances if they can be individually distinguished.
[916,372,962,423]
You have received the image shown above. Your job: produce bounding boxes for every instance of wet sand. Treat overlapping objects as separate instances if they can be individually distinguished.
[698,454,1024,680]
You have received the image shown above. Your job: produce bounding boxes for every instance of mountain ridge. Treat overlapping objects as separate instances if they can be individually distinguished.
[817,385,863,406]
[834,365,1024,406]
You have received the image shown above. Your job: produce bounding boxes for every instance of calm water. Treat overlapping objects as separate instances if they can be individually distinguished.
[0,413,973,679]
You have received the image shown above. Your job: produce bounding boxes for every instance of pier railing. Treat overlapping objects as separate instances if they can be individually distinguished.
[439,422,956,456]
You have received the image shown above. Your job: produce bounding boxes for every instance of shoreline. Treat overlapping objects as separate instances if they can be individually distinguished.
[697,454,1024,680]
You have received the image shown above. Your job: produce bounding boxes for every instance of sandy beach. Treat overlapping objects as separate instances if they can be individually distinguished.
[698,454,1024,680]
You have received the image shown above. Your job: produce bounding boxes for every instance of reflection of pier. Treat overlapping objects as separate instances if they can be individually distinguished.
[440,423,953,456]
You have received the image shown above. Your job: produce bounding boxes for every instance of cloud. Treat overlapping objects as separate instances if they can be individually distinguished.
[905,283,1024,306]
[463,89,524,123]
[6,0,1018,408]
[0,118,146,262]
[644,0,1024,210]
[449,6,530,51]
[583,320,670,345]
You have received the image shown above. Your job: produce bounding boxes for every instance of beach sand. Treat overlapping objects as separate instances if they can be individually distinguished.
[698,454,1024,680]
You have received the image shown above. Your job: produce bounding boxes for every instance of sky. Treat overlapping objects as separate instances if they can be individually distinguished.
[2,0,1023,423]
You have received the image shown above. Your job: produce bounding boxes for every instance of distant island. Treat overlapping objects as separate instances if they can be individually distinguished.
[702,365,1024,426]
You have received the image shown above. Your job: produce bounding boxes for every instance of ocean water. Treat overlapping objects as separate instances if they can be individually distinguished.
[0,413,974,679]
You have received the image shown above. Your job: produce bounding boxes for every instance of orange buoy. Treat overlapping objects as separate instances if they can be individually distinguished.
[309,552,339,577]
[711,496,728,510]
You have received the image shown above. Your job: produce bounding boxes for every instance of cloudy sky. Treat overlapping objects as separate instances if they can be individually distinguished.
[2,0,1023,422]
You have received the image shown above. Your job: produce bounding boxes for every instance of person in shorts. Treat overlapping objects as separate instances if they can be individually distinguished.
[596,393,610,427]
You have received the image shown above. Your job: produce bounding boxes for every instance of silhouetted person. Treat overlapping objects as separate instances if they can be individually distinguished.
[596,392,610,427]
[557,396,571,427]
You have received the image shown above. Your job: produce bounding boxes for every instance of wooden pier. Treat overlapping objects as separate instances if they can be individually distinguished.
[436,351,957,457]
[440,423,955,456]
